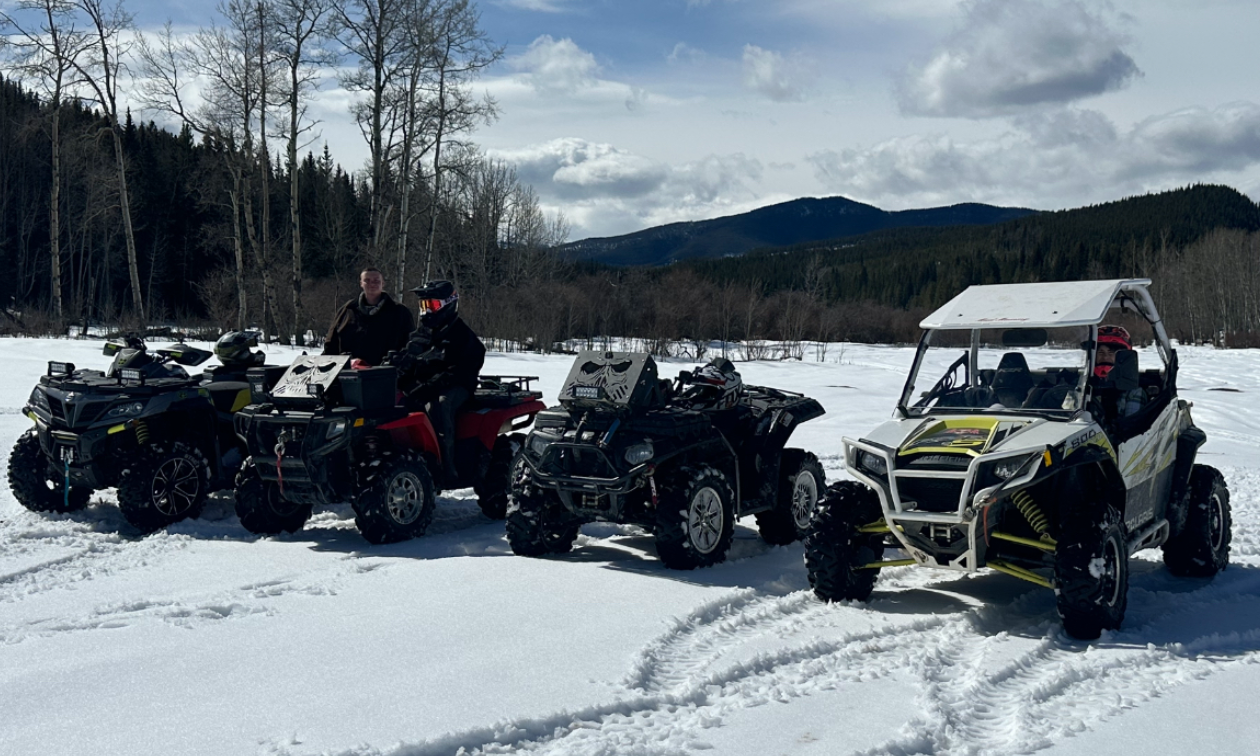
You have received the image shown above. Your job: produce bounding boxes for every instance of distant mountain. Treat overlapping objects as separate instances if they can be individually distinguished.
[558,196,1039,267]
[681,183,1260,311]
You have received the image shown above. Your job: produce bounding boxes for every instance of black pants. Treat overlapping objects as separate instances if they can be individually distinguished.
[425,385,470,479]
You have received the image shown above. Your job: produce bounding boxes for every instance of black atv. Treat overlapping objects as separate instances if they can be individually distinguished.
[508,351,827,569]
[231,353,546,544]
[9,335,261,532]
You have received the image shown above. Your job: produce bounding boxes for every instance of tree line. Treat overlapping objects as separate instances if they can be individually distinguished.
[3,0,1259,356]
[0,0,565,343]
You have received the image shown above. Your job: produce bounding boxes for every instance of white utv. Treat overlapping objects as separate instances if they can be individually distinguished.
[805,279,1231,639]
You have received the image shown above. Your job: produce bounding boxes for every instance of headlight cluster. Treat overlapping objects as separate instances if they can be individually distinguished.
[28,388,50,411]
[986,452,1040,483]
[104,401,145,420]
[623,442,654,466]
[855,449,888,477]
[529,432,557,457]
[325,419,348,440]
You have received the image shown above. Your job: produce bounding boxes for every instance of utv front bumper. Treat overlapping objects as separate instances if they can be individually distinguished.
[843,437,1051,572]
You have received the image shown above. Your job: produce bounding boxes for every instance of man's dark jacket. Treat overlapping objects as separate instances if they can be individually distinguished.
[403,316,486,396]
[323,292,414,366]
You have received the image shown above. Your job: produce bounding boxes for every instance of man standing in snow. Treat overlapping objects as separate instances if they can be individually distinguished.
[323,267,414,366]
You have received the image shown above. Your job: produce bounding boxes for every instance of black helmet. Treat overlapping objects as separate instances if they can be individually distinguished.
[412,280,459,331]
[215,331,264,366]
[682,357,743,410]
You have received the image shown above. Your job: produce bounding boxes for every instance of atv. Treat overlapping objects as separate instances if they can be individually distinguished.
[508,351,826,569]
[231,352,545,544]
[9,334,263,532]
[805,278,1230,639]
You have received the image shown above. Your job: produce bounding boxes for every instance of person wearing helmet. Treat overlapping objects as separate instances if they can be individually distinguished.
[323,267,414,366]
[1093,325,1144,418]
[396,280,486,482]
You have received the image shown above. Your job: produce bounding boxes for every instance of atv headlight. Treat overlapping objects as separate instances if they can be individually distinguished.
[104,401,145,420]
[624,442,654,466]
[28,388,50,411]
[325,419,348,440]
[529,432,556,457]
[855,450,888,477]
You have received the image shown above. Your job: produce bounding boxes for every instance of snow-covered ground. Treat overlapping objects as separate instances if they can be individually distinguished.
[3,337,1259,756]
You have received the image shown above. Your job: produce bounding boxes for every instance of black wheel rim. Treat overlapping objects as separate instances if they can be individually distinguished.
[1208,491,1225,551]
[1100,535,1122,607]
[152,457,200,516]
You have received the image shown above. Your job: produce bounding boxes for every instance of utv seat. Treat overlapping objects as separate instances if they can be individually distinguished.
[992,352,1035,408]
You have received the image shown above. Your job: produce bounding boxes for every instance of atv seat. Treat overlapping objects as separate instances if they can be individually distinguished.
[992,352,1035,408]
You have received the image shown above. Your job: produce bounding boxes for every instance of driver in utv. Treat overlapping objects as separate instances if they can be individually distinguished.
[393,280,486,481]
[1093,324,1145,418]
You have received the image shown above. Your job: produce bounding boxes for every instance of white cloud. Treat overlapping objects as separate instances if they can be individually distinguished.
[741,44,805,102]
[510,35,600,94]
[488,138,767,238]
[898,0,1141,118]
[806,103,1260,209]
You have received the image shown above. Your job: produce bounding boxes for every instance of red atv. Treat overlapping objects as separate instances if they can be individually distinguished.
[231,354,544,543]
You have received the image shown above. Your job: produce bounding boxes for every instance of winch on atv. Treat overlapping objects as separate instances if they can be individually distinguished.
[508,351,826,569]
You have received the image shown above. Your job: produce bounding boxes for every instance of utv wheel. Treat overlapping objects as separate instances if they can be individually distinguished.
[804,481,885,602]
[756,449,824,545]
[234,460,312,535]
[654,465,736,570]
[354,453,436,545]
[7,430,91,513]
[118,441,210,533]
[1163,465,1231,577]
[474,434,524,520]
[1055,504,1128,640]
[505,461,579,556]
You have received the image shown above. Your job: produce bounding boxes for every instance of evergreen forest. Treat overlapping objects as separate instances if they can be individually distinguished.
[3,0,1260,355]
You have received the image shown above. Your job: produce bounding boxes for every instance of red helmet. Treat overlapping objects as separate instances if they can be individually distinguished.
[1097,325,1132,349]
[1094,325,1132,378]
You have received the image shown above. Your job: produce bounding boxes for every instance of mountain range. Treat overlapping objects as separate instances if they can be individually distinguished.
[558,196,1039,266]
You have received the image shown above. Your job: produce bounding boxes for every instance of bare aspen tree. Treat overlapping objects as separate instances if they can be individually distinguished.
[73,0,144,320]
[138,4,280,332]
[0,0,89,320]
[391,0,437,291]
[272,0,333,345]
[335,0,409,259]
[418,0,501,281]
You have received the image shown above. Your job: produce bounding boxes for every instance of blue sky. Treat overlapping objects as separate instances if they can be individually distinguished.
[91,0,1260,240]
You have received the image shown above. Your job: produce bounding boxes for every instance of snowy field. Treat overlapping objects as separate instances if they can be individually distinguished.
[3,337,1260,756]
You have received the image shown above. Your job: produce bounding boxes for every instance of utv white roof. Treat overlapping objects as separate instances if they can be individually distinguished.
[920,278,1153,330]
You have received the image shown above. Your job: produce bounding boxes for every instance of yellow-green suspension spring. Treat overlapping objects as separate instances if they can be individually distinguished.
[135,420,151,446]
[1012,489,1049,536]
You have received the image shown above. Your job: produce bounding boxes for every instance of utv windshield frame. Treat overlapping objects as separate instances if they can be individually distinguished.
[897,280,1174,420]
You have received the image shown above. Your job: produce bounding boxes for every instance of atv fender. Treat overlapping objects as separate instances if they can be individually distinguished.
[457,399,546,450]
[379,413,441,459]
